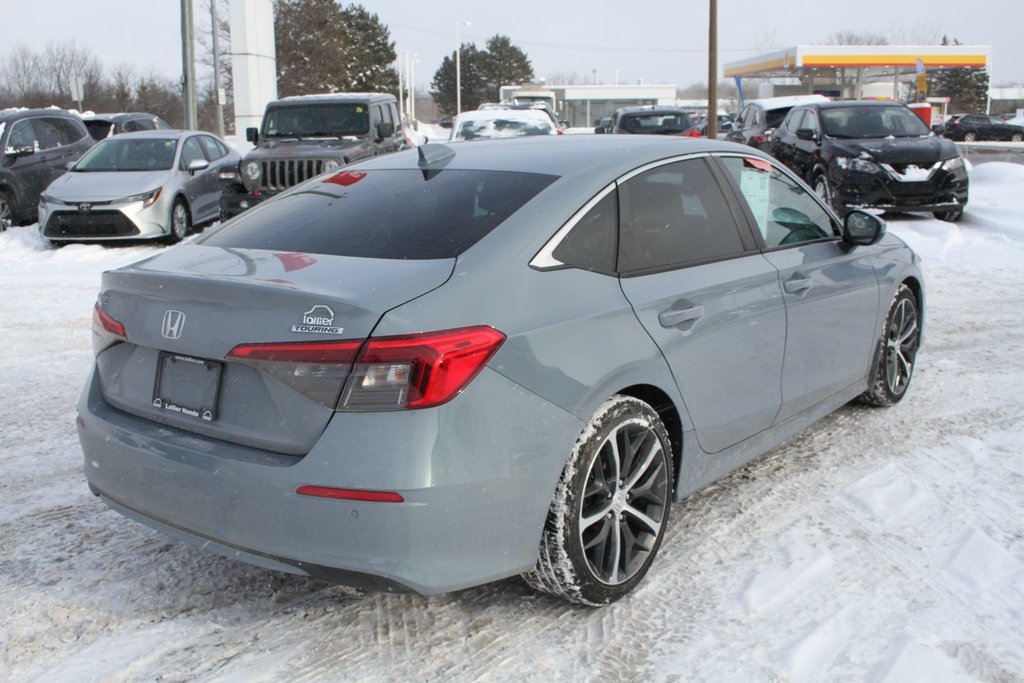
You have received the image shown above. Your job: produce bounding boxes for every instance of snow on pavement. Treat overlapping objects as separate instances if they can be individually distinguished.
[1,164,1023,681]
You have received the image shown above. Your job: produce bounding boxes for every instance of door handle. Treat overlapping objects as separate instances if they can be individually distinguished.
[783,275,813,294]
[659,304,704,328]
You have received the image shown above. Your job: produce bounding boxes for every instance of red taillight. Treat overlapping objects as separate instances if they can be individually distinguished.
[228,339,361,364]
[753,134,766,144]
[556,129,564,135]
[296,485,404,503]
[342,325,506,410]
[685,129,702,138]
[93,303,125,337]
[226,326,506,411]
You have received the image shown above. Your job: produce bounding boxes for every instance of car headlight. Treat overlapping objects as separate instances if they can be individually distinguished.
[942,155,965,171]
[39,193,53,206]
[835,156,881,174]
[322,159,342,172]
[243,161,261,181]
[123,188,163,208]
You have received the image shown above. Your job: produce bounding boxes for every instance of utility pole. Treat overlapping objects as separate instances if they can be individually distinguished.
[211,0,225,137]
[456,20,470,115]
[708,0,718,139]
[180,0,198,129]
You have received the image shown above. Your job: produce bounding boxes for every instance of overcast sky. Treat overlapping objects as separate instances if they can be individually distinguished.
[5,0,1023,91]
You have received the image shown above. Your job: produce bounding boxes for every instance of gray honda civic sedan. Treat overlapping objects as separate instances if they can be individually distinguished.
[79,136,923,605]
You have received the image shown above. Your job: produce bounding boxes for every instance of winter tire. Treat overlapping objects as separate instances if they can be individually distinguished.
[860,284,920,406]
[168,198,190,243]
[0,190,13,230]
[933,209,963,222]
[1011,132,1023,143]
[523,395,673,605]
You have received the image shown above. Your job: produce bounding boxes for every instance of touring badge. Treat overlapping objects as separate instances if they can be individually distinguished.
[292,305,343,335]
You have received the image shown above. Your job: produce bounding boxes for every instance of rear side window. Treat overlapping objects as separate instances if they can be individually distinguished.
[619,158,747,273]
[201,169,557,259]
[552,189,618,273]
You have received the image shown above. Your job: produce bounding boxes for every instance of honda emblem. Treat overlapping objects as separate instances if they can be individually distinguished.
[161,310,186,340]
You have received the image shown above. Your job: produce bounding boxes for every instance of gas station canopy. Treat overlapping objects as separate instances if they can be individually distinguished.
[725,44,991,80]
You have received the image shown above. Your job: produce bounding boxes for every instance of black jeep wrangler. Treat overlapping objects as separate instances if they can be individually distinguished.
[220,93,406,218]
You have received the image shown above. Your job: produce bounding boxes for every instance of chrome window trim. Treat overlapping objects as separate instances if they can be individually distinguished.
[529,152,712,270]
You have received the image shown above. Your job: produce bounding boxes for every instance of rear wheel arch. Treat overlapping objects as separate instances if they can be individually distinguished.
[616,383,683,497]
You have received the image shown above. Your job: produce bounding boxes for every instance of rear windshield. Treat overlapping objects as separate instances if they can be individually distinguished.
[621,113,692,134]
[200,169,558,259]
[84,120,114,141]
[821,105,930,138]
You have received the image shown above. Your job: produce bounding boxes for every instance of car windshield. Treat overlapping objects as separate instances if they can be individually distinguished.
[453,116,553,140]
[821,106,930,138]
[262,103,369,138]
[200,169,557,259]
[621,113,692,134]
[73,137,178,172]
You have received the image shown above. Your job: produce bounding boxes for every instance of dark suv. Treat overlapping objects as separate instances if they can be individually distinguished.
[82,112,172,141]
[770,100,969,222]
[1,108,94,229]
[727,95,829,151]
[942,114,1024,142]
[605,106,702,136]
[220,93,406,218]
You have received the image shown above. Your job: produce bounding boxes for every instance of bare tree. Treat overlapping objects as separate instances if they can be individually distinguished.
[1,45,47,100]
[889,21,943,45]
[43,40,102,99]
[826,30,889,45]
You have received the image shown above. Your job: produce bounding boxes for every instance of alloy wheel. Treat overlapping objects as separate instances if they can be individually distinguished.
[578,418,670,585]
[172,202,189,241]
[0,195,11,230]
[884,297,919,396]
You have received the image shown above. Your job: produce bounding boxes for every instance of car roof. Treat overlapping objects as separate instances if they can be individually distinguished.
[94,129,203,141]
[272,93,395,106]
[455,109,554,124]
[617,106,689,116]
[0,107,81,123]
[353,135,762,180]
[809,100,912,110]
[747,95,830,110]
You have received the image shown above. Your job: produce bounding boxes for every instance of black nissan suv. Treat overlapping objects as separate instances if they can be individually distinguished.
[770,101,968,222]
[1,108,94,229]
[220,93,407,218]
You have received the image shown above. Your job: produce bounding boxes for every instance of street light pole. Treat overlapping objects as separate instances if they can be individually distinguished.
[708,0,718,138]
[455,20,470,116]
[211,0,225,137]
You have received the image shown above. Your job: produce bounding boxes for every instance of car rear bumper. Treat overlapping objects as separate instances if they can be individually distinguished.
[78,366,582,595]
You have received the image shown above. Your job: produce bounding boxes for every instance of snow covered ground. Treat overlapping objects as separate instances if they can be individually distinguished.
[1,164,1023,682]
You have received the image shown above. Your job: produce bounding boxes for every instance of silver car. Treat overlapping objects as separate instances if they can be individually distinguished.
[79,137,923,605]
[40,130,239,243]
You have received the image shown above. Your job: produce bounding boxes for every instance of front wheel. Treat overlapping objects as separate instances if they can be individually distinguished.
[813,173,837,212]
[859,284,921,406]
[963,131,978,142]
[0,190,13,230]
[933,209,963,222]
[168,198,190,243]
[523,396,673,605]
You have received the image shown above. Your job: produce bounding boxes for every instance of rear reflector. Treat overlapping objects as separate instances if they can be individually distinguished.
[296,485,404,503]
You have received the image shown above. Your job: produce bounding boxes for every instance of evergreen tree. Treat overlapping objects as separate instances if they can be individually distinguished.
[930,36,990,113]
[479,35,533,102]
[274,0,398,97]
[430,35,533,115]
[430,43,488,115]
[340,4,398,92]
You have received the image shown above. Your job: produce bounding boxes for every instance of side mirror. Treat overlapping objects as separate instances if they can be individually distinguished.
[843,210,885,246]
[188,158,210,174]
[376,121,395,141]
[594,126,605,134]
[795,128,816,141]
[245,127,259,144]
